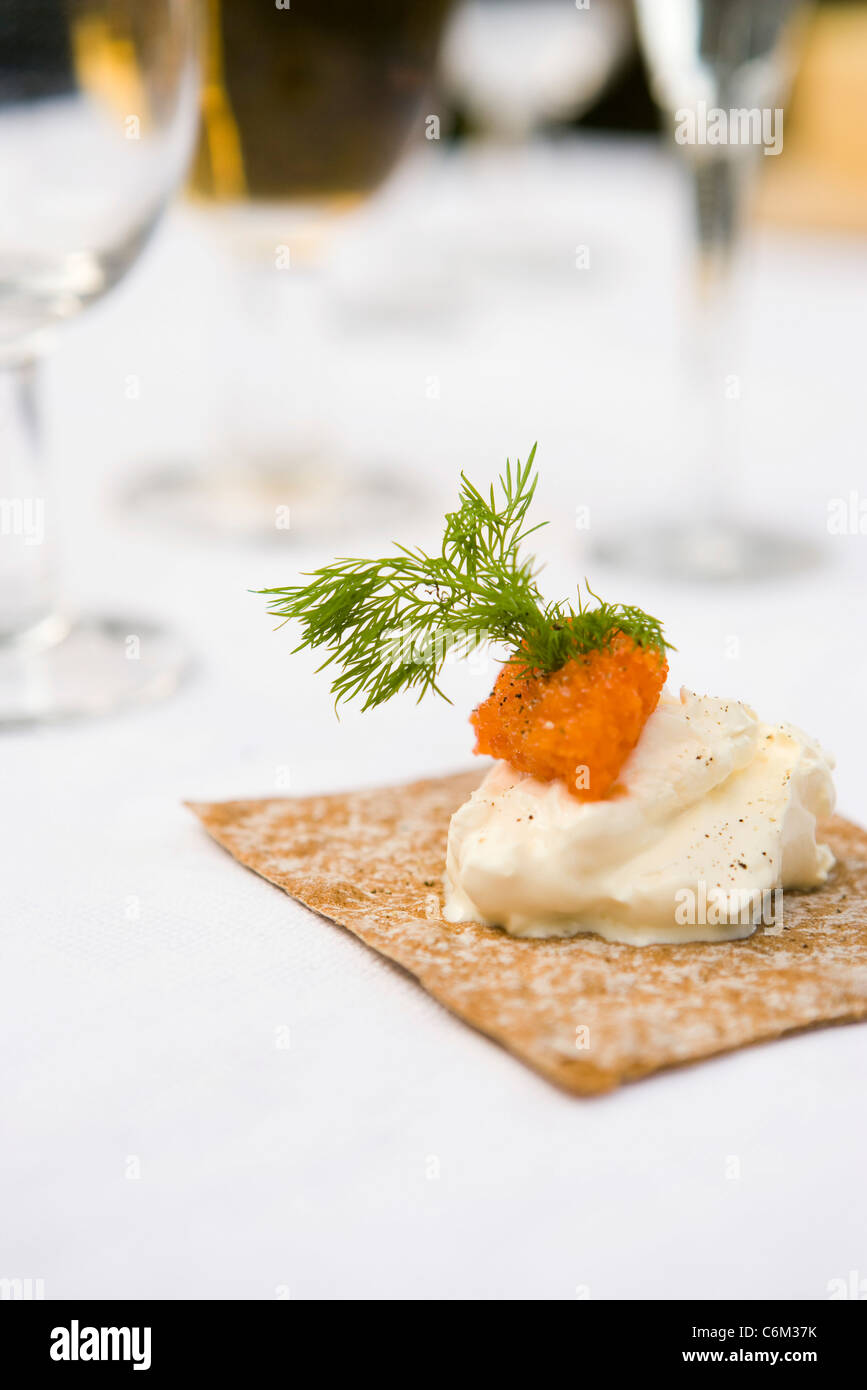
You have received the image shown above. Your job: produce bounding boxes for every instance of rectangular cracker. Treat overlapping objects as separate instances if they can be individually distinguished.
[189,771,867,1094]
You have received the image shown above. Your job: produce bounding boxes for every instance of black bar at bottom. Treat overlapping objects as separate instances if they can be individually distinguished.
[2,1298,862,1374]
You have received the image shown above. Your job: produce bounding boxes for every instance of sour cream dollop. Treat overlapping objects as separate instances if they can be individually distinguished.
[443,688,836,944]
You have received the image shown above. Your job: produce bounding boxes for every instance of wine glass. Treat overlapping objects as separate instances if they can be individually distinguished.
[441,0,633,143]
[125,0,456,544]
[438,0,633,274]
[0,0,199,723]
[597,0,813,580]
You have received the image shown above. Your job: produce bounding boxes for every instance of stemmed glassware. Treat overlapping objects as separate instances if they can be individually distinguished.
[125,0,455,544]
[0,0,200,723]
[441,0,632,144]
[438,0,632,274]
[599,0,812,580]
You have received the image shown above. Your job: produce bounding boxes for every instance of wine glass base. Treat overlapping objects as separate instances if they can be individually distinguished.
[122,458,421,544]
[0,615,193,727]
[592,520,823,583]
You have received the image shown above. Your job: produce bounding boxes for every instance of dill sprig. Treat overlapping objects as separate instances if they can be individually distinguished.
[259,446,671,710]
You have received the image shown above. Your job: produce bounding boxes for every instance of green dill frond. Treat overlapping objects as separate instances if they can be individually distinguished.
[258,446,672,710]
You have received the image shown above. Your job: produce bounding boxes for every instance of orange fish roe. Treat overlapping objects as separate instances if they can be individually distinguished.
[471,631,668,800]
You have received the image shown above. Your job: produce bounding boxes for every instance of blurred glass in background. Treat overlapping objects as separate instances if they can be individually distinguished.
[193,0,451,202]
[127,0,455,543]
[596,0,816,580]
[438,0,633,274]
[442,0,633,143]
[0,0,199,724]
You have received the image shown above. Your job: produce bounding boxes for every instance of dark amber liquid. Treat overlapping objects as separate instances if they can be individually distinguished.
[192,0,453,201]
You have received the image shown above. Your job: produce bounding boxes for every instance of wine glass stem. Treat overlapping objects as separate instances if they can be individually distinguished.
[689,154,746,527]
[0,355,57,644]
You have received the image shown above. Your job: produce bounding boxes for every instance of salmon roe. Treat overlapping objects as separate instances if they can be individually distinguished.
[471,632,668,800]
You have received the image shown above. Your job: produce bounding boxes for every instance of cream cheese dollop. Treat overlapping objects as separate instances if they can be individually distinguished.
[443,688,836,944]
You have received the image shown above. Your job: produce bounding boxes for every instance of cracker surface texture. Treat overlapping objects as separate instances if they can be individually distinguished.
[189,771,867,1094]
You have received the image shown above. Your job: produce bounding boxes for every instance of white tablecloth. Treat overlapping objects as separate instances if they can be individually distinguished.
[5,139,867,1300]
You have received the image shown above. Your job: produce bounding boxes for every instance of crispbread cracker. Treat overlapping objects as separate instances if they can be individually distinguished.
[189,771,867,1094]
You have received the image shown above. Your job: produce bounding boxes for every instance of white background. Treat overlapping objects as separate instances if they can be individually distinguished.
[4,140,867,1299]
